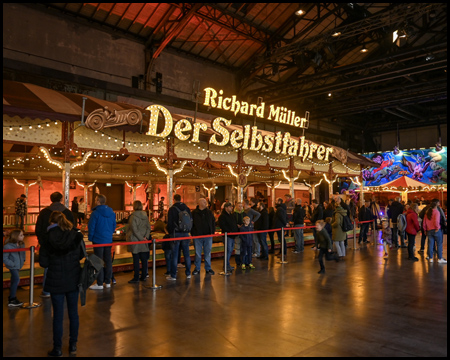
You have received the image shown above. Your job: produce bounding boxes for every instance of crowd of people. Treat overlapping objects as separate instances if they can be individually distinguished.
[3,191,447,357]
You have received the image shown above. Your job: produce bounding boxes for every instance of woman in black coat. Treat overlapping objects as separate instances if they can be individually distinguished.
[39,211,83,357]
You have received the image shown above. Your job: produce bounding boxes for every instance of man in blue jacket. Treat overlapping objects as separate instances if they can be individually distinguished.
[88,194,116,289]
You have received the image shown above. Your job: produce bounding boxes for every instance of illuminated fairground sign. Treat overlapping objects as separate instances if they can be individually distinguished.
[144,104,333,162]
[203,87,310,129]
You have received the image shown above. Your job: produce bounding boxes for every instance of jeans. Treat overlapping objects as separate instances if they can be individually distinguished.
[224,236,235,271]
[234,236,241,265]
[241,243,253,265]
[359,223,369,243]
[334,241,346,257]
[293,224,304,251]
[132,252,149,280]
[170,233,191,278]
[257,232,268,258]
[427,229,443,259]
[313,228,318,248]
[9,269,19,299]
[392,223,405,247]
[94,245,112,285]
[193,236,213,271]
[15,214,24,229]
[277,230,287,255]
[406,233,416,259]
[50,290,79,348]
[253,233,260,256]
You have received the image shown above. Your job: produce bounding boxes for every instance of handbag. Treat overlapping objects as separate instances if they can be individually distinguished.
[78,241,104,306]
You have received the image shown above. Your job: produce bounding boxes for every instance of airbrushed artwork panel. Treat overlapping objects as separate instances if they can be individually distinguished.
[361,148,447,186]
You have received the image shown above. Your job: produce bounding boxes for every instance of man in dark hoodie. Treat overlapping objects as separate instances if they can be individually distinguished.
[273,198,287,256]
[36,191,75,298]
[387,196,405,248]
[255,201,269,259]
[88,194,116,289]
[166,193,192,280]
[191,197,216,275]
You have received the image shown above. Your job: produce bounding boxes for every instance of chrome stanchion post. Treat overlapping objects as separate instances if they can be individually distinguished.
[22,246,42,309]
[147,239,162,290]
[277,227,288,264]
[373,219,377,245]
[220,232,231,276]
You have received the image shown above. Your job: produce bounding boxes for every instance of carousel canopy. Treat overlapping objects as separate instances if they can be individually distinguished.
[381,176,431,189]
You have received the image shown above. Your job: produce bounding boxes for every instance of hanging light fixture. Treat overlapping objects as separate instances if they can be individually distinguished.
[360,43,368,53]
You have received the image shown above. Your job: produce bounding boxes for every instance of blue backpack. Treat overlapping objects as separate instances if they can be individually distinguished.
[173,205,193,233]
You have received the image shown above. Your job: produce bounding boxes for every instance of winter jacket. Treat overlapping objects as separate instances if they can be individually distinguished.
[423,209,440,232]
[292,205,306,224]
[3,242,25,270]
[126,210,151,254]
[39,225,83,294]
[273,203,287,228]
[15,198,27,216]
[381,227,392,245]
[332,206,348,241]
[35,202,74,244]
[387,201,404,224]
[167,202,192,235]
[255,207,269,231]
[218,209,239,237]
[88,204,116,244]
[405,209,420,235]
[239,224,254,246]
[191,206,216,236]
[317,228,333,250]
[311,204,324,224]
[358,205,372,222]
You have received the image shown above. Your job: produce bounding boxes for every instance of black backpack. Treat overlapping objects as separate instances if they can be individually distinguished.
[173,205,193,233]
[78,241,104,306]
[341,214,354,232]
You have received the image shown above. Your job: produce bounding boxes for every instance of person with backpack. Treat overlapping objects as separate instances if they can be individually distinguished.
[126,200,151,283]
[39,211,84,357]
[35,191,75,298]
[332,203,347,258]
[166,194,192,280]
[405,203,420,261]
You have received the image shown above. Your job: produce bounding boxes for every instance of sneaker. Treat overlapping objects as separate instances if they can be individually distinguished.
[163,272,170,276]
[311,246,317,250]
[252,253,259,258]
[248,263,255,269]
[292,250,299,254]
[418,249,424,253]
[47,348,62,357]
[429,258,433,263]
[241,264,246,270]
[166,276,177,281]
[192,269,200,275]
[318,269,325,274]
[383,253,388,258]
[89,284,103,290]
[8,297,23,307]
[438,258,447,264]
[128,279,139,284]
[40,293,51,298]
[206,269,215,275]
[105,283,111,288]
[177,263,184,268]
[69,343,77,355]
[186,274,191,279]
[112,278,117,285]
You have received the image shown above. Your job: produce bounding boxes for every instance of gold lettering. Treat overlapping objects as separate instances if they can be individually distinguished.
[192,122,207,143]
[288,139,299,156]
[174,119,192,141]
[298,136,309,161]
[262,135,274,152]
[256,102,265,118]
[316,145,326,160]
[231,95,240,116]
[240,102,249,115]
[145,104,173,138]
[250,126,263,151]
[274,132,283,154]
[222,97,231,110]
[242,125,251,149]
[230,129,244,148]
[268,105,280,122]
[203,87,217,107]
[281,132,291,154]
[308,143,318,159]
[209,118,231,146]
[324,147,333,161]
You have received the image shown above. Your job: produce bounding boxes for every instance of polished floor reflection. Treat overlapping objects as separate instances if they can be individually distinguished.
[3,235,447,357]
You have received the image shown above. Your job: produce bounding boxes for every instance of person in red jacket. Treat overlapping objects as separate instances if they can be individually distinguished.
[405,203,421,261]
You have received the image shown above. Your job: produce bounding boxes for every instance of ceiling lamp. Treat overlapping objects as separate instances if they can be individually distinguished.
[360,44,368,53]
[295,9,304,16]
[332,31,341,37]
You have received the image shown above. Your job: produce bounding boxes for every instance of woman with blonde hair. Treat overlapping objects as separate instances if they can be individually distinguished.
[39,211,84,357]
[126,200,151,283]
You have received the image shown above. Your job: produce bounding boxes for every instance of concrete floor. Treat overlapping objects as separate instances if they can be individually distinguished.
[3,235,447,357]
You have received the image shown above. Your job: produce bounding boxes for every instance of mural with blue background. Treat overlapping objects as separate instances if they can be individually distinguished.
[360,147,447,186]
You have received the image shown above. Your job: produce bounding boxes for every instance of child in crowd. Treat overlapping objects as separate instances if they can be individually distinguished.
[3,229,26,307]
[239,216,255,270]
[381,221,392,258]
[316,220,339,274]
